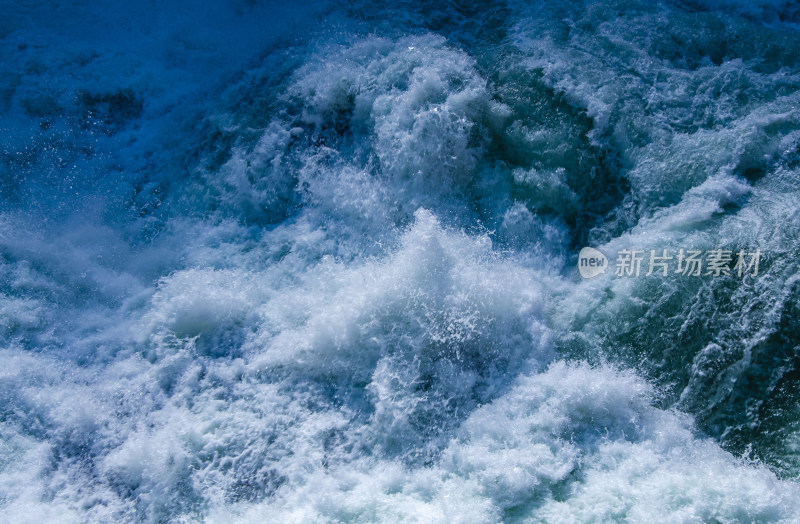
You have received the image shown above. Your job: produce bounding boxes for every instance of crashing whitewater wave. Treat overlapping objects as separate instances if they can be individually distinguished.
[2,0,800,521]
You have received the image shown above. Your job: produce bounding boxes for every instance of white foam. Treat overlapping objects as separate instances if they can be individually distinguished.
[2,1,800,521]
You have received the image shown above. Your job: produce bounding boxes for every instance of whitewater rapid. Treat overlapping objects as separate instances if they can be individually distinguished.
[2,0,800,522]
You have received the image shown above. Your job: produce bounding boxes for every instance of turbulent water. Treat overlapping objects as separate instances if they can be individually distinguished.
[2,0,800,522]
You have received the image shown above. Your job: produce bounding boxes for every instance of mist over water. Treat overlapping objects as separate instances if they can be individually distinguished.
[2,0,800,521]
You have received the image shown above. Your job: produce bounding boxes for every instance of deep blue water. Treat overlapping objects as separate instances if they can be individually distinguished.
[2,0,800,521]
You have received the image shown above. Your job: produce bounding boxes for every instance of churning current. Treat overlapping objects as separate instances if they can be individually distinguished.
[2,0,800,522]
